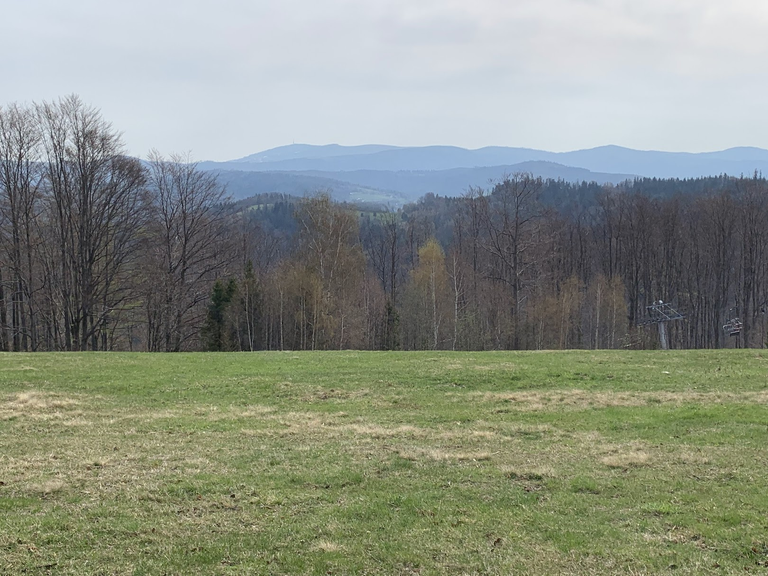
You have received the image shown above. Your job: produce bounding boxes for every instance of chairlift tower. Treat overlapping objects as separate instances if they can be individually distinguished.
[644,300,684,350]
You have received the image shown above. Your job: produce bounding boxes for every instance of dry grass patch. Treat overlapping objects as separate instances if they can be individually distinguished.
[30,478,67,495]
[571,432,654,469]
[276,411,339,432]
[472,362,517,371]
[235,405,278,418]
[477,389,768,411]
[5,390,80,410]
[310,540,346,553]
[469,430,500,440]
[342,423,426,439]
[437,428,507,442]
[601,450,651,469]
[398,447,494,462]
[300,387,371,402]
[272,411,431,441]
[0,390,84,422]
[673,449,712,466]
[643,526,710,549]
[111,408,183,424]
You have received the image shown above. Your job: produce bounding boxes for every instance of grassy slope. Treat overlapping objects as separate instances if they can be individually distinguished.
[1,351,767,575]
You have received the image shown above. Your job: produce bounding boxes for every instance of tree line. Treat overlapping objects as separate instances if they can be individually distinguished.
[2,97,766,351]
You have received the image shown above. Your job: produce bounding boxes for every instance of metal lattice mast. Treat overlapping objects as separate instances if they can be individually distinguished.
[643,301,684,350]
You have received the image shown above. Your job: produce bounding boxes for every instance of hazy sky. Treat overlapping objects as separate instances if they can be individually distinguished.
[3,0,768,160]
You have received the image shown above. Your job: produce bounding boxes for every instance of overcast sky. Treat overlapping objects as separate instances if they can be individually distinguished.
[3,0,768,160]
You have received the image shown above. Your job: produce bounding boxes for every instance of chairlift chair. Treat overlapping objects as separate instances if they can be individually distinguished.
[723,318,742,337]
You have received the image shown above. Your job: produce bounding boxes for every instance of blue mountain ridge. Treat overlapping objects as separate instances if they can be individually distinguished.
[201,144,768,204]
[214,144,768,178]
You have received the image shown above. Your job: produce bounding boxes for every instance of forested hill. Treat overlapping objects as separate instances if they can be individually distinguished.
[230,172,768,352]
[236,174,743,223]
[212,162,635,204]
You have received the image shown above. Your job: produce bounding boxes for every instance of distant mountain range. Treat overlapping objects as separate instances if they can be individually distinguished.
[201,144,768,205]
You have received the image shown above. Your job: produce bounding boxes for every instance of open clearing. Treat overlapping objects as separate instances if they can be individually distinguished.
[1,350,767,575]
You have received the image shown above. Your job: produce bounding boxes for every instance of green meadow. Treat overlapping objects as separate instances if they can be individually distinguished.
[1,351,767,575]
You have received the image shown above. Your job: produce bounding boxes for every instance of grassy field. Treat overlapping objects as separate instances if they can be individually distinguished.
[1,351,767,575]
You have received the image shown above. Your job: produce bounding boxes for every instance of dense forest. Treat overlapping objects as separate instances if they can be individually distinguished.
[1,97,766,351]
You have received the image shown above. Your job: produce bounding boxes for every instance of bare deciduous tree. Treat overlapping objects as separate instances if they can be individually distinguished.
[144,151,232,351]
[0,103,44,350]
[37,95,147,350]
